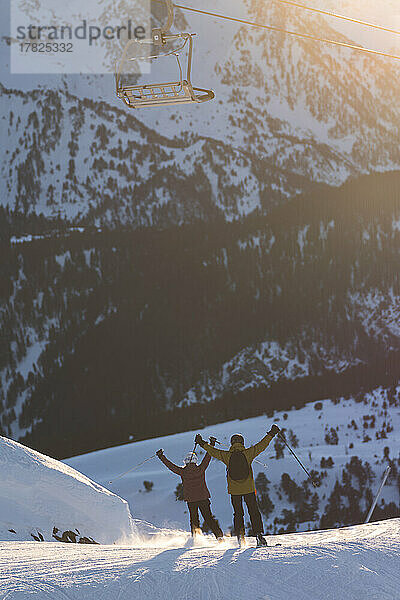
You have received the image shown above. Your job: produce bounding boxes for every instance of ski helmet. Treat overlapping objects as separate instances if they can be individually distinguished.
[230,434,244,445]
[184,452,198,465]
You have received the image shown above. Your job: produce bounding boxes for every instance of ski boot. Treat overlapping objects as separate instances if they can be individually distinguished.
[256,534,268,547]
[237,533,246,548]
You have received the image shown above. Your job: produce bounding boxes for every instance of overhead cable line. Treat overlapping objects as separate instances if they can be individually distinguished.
[167,2,400,62]
[269,0,400,37]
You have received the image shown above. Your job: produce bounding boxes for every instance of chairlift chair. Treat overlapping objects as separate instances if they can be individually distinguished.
[115,0,214,108]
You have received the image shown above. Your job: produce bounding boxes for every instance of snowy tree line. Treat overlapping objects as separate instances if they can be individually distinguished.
[1,169,400,456]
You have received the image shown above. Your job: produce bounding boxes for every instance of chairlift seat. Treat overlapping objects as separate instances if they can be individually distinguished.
[117,80,214,108]
[115,0,214,109]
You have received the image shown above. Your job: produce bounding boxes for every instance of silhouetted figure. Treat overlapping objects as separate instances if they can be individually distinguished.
[156,438,223,540]
[196,425,280,546]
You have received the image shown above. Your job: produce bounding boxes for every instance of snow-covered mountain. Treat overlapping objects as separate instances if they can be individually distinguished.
[0,82,311,224]
[2,168,400,456]
[2,0,400,224]
[2,0,400,462]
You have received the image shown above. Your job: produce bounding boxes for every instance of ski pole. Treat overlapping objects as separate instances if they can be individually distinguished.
[364,466,391,523]
[278,432,318,487]
[254,458,269,469]
[190,442,198,462]
[108,454,156,485]
[213,438,225,446]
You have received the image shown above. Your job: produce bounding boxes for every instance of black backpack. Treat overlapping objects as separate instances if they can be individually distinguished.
[228,451,250,481]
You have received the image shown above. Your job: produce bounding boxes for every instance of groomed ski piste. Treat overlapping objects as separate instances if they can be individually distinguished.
[1,392,400,599]
[1,520,399,600]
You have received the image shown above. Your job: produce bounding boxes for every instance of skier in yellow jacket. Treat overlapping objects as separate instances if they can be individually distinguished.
[195,424,280,546]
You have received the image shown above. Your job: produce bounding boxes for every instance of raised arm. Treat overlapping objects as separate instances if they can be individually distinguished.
[246,433,273,462]
[198,437,217,472]
[199,452,211,472]
[156,450,184,475]
[246,425,280,462]
[196,435,230,466]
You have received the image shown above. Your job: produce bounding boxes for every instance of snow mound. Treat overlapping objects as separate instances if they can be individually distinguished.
[0,436,135,544]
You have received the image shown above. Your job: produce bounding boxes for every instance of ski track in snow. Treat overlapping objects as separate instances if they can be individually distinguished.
[1,520,399,600]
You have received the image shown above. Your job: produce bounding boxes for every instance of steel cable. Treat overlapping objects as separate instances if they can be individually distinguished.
[156,1,400,62]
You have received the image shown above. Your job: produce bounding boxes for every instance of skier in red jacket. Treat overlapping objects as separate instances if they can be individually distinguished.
[156,438,223,540]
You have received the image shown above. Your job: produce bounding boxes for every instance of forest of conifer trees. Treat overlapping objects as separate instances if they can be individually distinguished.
[1,171,400,457]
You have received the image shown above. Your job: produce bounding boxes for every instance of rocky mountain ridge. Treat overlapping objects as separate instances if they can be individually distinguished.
[2,1,400,225]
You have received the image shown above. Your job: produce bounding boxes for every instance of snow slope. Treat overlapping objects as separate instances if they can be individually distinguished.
[1,519,399,600]
[0,436,135,544]
[1,394,399,599]
[66,389,400,534]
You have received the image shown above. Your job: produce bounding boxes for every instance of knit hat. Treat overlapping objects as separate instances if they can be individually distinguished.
[230,434,244,445]
[184,452,198,465]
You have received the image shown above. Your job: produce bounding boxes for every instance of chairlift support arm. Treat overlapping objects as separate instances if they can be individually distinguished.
[115,0,214,108]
